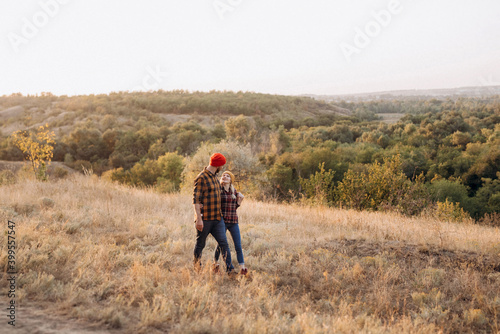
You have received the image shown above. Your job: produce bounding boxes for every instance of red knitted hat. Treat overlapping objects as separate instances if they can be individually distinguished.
[210,153,226,167]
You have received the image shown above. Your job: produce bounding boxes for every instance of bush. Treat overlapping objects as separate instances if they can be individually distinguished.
[103,152,185,192]
[473,174,500,218]
[39,197,55,209]
[52,166,69,179]
[0,170,16,185]
[157,152,184,191]
[428,179,471,210]
[336,155,430,215]
[477,212,500,227]
[299,162,335,205]
[434,199,472,223]
[265,163,295,199]
[70,160,93,173]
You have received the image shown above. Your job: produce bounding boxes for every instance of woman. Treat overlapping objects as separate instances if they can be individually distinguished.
[214,171,247,275]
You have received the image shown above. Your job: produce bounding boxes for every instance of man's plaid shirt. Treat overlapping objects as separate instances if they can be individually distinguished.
[193,167,222,221]
[221,186,240,224]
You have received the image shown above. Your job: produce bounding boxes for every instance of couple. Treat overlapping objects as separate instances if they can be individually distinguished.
[193,152,248,275]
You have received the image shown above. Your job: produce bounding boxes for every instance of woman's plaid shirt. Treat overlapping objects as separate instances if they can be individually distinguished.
[221,186,239,224]
[193,168,222,221]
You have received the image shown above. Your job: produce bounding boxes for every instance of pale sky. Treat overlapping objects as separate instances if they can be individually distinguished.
[1,0,499,96]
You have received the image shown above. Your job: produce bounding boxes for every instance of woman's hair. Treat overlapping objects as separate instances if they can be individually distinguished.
[221,171,237,199]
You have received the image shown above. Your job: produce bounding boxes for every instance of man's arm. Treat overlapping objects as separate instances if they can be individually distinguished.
[193,175,204,231]
[194,203,203,231]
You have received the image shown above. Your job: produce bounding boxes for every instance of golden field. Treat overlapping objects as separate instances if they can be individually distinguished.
[1,174,500,333]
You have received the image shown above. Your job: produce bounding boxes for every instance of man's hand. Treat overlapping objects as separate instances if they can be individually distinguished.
[194,203,204,231]
[195,216,204,231]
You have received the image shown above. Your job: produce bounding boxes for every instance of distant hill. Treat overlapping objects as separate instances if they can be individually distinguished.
[0,91,352,136]
[304,85,500,102]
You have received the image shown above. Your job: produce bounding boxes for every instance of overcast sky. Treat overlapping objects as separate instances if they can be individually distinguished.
[1,0,499,97]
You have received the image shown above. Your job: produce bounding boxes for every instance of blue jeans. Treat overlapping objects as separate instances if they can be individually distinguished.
[194,218,234,272]
[215,223,244,265]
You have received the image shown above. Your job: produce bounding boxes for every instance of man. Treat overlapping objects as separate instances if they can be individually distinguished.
[193,152,234,273]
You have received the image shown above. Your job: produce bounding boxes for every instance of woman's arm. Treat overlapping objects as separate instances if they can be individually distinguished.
[237,192,244,206]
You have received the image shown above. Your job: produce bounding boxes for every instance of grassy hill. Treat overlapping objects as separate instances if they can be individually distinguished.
[0,91,351,136]
[1,174,499,333]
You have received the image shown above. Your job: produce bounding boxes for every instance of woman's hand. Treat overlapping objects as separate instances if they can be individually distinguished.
[237,192,244,205]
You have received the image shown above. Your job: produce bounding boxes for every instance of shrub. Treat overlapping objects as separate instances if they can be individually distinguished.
[464,309,487,326]
[434,199,472,223]
[336,155,430,215]
[52,166,69,179]
[299,162,335,205]
[428,179,473,213]
[157,152,184,191]
[0,170,16,185]
[39,197,55,209]
[477,212,500,227]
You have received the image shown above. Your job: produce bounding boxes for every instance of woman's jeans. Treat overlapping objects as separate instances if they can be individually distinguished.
[215,222,244,265]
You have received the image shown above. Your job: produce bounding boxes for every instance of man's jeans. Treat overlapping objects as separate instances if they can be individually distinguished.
[194,218,234,272]
[214,222,244,265]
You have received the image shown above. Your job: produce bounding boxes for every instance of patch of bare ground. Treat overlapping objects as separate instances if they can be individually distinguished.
[0,297,125,334]
[322,239,500,273]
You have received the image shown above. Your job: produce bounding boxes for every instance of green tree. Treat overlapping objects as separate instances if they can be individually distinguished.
[474,173,500,217]
[266,163,295,199]
[450,131,472,148]
[224,115,257,145]
[157,152,185,192]
[299,162,335,205]
[336,155,429,215]
[428,179,473,214]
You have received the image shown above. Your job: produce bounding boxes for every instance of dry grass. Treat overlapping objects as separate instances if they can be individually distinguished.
[1,174,499,333]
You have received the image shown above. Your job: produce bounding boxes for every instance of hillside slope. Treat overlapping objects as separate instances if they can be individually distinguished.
[0,91,349,135]
[0,175,499,333]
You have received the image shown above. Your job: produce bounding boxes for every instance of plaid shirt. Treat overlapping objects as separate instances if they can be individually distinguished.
[221,185,239,224]
[193,167,222,221]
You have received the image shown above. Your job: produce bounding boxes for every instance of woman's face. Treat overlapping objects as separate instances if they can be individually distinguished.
[221,173,231,184]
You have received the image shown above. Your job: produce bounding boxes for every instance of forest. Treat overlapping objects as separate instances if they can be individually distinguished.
[0,91,499,222]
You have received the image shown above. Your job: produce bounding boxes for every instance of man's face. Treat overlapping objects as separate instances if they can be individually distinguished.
[215,166,224,174]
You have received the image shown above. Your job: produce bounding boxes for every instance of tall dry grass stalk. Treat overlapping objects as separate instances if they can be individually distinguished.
[0,174,499,333]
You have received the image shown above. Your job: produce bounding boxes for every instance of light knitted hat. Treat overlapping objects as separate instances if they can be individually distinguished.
[222,171,235,183]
